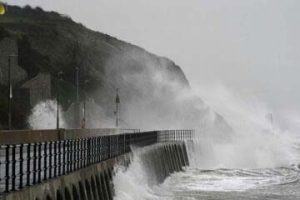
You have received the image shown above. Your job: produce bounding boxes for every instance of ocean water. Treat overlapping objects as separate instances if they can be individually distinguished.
[154,166,300,200]
[113,135,300,200]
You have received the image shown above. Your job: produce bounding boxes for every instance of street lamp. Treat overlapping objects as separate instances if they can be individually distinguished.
[115,88,120,128]
[7,54,18,130]
[74,66,80,128]
[81,79,89,129]
[8,55,12,130]
[56,71,63,129]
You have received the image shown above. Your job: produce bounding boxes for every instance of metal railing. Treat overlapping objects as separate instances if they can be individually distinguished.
[158,130,194,142]
[0,129,193,195]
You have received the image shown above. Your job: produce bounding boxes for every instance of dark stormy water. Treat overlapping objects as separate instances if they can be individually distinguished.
[113,134,300,200]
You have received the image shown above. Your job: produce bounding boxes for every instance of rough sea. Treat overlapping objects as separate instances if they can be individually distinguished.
[113,134,300,200]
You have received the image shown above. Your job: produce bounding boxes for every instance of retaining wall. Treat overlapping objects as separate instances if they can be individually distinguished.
[2,142,189,200]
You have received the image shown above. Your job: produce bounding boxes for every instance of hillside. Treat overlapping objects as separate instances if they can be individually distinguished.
[0,5,232,135]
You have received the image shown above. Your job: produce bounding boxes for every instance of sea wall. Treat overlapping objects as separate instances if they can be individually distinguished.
[2,142,189,200]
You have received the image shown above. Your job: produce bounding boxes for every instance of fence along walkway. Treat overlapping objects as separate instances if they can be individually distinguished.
[0,129,194,195]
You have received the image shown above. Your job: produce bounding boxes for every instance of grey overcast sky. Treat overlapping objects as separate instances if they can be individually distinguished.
[7,0,300,128]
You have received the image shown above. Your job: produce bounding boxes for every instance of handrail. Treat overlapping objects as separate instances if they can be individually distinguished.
[0,128,140,145]
[0,129,193,195]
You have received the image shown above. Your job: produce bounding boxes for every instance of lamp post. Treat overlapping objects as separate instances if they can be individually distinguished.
[56,71,63,129]
[8,55,11,130]
[81,79,89,129]
[75,66,80,128]
[115,88,120,128]
[6,54,18,130]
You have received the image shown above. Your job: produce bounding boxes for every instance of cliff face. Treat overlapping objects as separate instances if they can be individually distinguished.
[0,5,232,135]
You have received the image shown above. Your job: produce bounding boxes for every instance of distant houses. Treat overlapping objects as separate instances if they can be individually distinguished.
[0,37,56,129]
[0,38,26,128]
[21,73,51,107]
[0,36,87,129]
[0,37,27,86]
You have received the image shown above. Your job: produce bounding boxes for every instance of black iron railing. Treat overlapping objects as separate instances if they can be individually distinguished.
[0,129,193,195]
[158,130,194,142]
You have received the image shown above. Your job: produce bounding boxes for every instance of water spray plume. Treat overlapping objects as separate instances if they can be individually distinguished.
[28,100,66,130]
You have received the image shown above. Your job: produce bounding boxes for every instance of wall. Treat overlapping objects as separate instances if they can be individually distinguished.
[2,142,189,200]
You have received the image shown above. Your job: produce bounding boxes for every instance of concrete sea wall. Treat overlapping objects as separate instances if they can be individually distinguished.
[3,142,189,200]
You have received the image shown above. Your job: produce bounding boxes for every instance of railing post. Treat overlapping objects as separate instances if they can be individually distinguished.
[123,134,126,154]
[54,141,57,177]
[74,140,77,170]
[19,144,24,189]
[97,137,101,162]
[65,140,71,173]
[92,138,95,163]
[38,143,42,183]
[70,140,73,171]
[11,145,16,191]
[80,139,84,168]
[173,130,176,141]
[100,137,103,161]
[87,138,91,165]
[75,140,79,170]
[84,138,88,166]
[44,142,48,180]
[108,136,111,159]
[26,143,31,186]
[63,140,66,175]
[91,138,93,164]
[66,140,70,173]
[32,143,37,184]
[94,137,96,162]
[58,141,62,176]
[95,137,98,162]
[91,138,94,164]
[5,145,10,193]
[116,135,119,156]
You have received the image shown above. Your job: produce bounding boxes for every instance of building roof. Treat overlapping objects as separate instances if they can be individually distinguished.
[22,73,51,89]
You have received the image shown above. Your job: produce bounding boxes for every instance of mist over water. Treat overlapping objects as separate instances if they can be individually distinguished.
[112,85,300,200]
[192,85,300,169]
